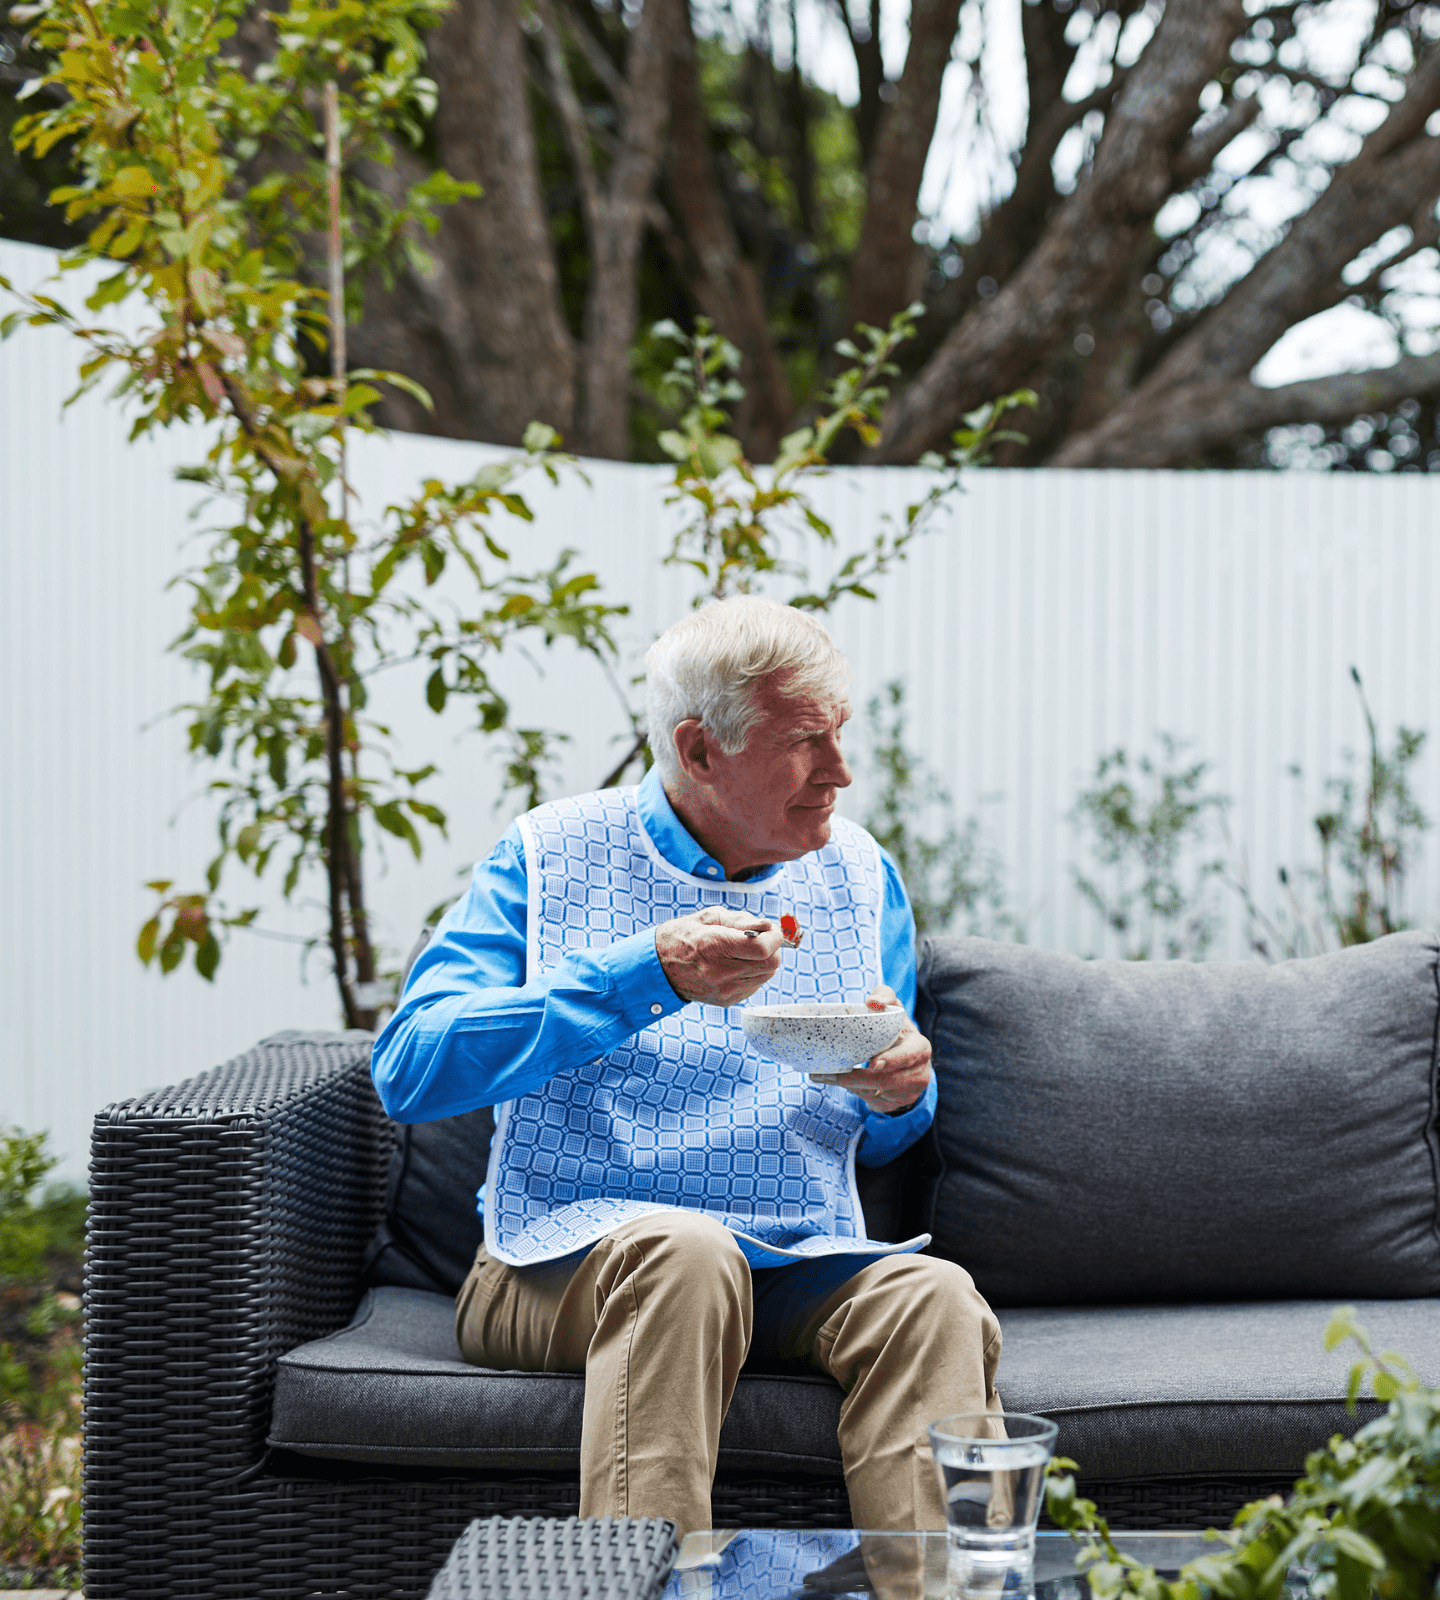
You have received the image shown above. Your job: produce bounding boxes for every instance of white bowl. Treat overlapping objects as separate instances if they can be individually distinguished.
[740,1002,906,1076]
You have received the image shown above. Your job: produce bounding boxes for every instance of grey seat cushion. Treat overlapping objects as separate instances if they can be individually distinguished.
[994,1299,1440,1480]
[269,1288,1440,1483]
[916,931,1440,1306]
[269,1287,847,1475]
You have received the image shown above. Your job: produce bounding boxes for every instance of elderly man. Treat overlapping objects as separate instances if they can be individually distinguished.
[372,596,1000,1539]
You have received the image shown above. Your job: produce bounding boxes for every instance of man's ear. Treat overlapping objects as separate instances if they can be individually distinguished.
[672,718,715,783]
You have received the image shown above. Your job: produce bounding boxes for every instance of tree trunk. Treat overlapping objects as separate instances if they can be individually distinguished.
[843,0,964,335]
[664,2,793,460]
[348,0,576,445]
[572,0,677,458]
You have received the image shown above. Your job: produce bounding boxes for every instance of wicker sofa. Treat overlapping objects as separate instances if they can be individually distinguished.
[83,932,1440,1599]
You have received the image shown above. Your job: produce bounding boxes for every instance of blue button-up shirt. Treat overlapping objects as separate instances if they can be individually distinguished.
[372,770,938,1202]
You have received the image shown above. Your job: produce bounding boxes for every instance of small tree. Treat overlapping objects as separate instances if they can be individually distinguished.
[1232,669,1429,962]
[3,0,625,1026]
[1070,736,1229,962]
[596,312,1033,783]
[862,681,1021,941]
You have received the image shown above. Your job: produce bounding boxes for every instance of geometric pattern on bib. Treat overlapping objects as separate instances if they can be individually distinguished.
[485,786,894,1267]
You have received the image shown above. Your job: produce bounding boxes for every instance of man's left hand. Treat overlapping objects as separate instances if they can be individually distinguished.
[810,985,932,1114]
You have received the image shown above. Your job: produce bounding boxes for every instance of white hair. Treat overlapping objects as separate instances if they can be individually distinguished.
[644,596,852,781]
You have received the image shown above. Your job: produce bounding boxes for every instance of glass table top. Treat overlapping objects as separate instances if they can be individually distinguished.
[664,1529,1219,1599]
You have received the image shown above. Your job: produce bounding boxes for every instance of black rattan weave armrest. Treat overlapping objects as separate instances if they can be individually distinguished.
[84,1030,389,1596]
[424,1517,680,1599]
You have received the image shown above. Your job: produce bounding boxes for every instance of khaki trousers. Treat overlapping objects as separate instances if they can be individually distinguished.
[455,1210,1002,1539]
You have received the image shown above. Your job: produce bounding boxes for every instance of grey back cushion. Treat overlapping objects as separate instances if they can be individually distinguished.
[915,930,1440,1307]
[364,1106,495,1295]
[364,925,493,1296]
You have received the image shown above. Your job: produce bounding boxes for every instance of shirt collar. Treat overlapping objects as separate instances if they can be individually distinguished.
[637,767,784,885]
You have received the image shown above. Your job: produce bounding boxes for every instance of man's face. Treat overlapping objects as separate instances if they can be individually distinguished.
[706,672,853,867]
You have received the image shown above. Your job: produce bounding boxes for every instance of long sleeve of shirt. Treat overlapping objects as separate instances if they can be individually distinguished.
[371,775,937,1167]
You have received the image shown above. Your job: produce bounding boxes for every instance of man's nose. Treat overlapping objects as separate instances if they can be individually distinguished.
[816,742,852,788]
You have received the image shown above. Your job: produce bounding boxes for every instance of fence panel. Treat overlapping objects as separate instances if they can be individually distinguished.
[4,239,1439,1180]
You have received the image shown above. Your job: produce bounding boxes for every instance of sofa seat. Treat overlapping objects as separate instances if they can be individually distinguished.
[267,1286,849,1477]
[269,1286,1440,1484]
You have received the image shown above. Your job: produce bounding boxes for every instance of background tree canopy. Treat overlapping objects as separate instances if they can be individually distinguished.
[6,0,1440,469]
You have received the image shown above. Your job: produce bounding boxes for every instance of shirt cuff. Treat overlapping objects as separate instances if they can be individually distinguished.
[855,1073,937,1167]
[601,926,689,1032]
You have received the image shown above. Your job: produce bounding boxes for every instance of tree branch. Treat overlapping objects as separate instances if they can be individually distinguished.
[1173,93,1261,183]
[1055,45,1440,465]
[873,0,1250,463]
[1059,352,1440,467]
[554,0,628,107]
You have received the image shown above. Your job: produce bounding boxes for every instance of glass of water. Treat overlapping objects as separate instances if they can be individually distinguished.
[928,1412,1059,1593]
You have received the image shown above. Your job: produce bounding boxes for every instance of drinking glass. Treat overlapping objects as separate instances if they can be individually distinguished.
[928,1411,1059,1593]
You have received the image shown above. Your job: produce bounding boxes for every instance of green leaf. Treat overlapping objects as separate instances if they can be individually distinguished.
[136,916,160,965]
[144,879,173,894]
[1324,1308,1360,1351]
[523,420,560,453]
[426,668,448,713]
[158,931,185,974]
[194,932,220,981]
[374,800,422,859]
[696,434,743,477]
[407,799,447,833]
[349,368,435,412]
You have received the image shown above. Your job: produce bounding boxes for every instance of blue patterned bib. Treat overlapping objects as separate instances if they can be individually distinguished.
[483,786,928,1267]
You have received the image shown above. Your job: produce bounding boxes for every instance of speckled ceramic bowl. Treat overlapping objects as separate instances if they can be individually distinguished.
[739,1002,905,1076]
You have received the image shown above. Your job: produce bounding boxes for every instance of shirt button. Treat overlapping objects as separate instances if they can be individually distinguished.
[707,866,718,876]
[650,1003,663,1015]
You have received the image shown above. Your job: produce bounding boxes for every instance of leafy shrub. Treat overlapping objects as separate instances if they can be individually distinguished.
[1070,736,1229,961]
[0,1127,85,1590]
[0,1422,82,1588]
[861,681,1022,940]
[1234,670,1430,961]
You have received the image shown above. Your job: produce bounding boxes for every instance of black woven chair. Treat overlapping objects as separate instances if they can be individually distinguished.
[82,1032,864,1600]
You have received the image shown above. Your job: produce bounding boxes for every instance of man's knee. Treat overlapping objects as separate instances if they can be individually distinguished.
[844,1254,1000,1359]
[601,1207,750,1302]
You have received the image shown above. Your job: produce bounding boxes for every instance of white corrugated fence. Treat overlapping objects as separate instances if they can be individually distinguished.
[4,238,1439,1182]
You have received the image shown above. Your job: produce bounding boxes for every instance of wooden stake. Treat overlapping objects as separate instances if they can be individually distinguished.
[323,80,348,525]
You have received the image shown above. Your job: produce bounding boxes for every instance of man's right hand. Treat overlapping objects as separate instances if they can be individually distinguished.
[654,907,787,1007]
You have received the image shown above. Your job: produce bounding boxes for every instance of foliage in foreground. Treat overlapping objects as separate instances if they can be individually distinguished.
[1,1128,84,1589]
[1047,1309,1440,1600]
